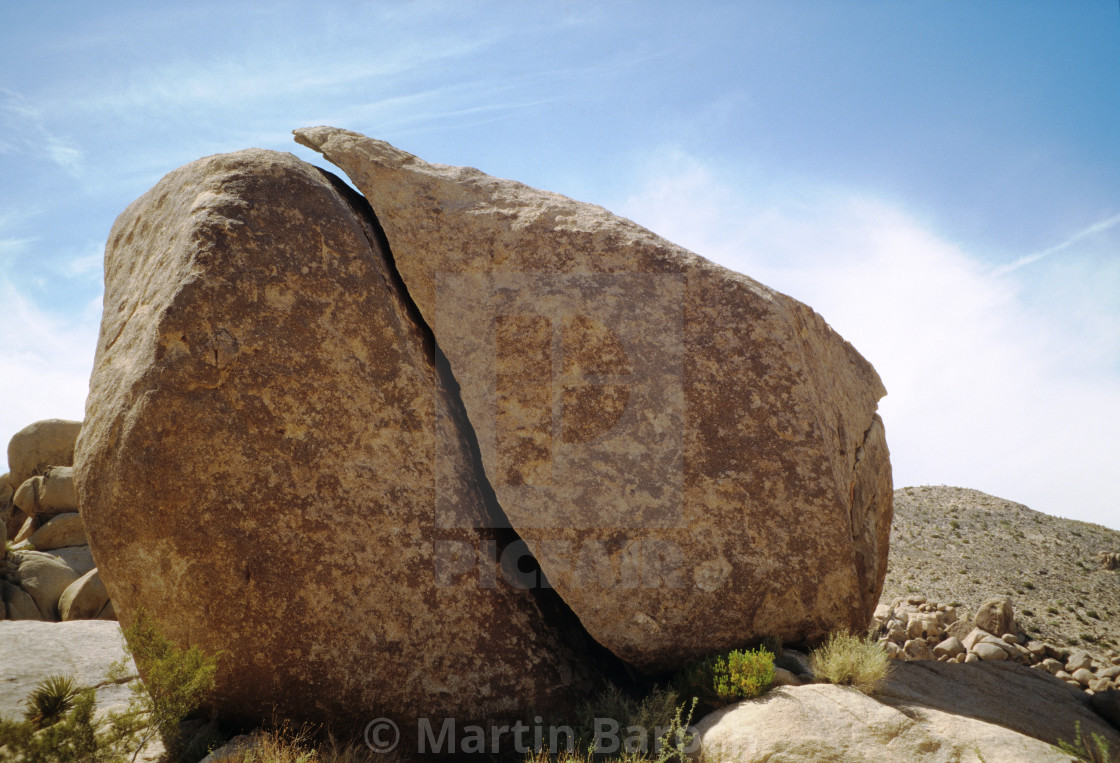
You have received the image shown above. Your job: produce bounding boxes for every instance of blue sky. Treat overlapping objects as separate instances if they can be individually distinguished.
[2,1,1118,529]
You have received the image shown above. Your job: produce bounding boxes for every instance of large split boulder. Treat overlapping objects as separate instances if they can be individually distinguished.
[75,149,590,732]
[295,127,893,672]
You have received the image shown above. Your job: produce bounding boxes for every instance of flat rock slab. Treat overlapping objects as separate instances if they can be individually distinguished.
[75,149,589,732]
[295,126,893,672]
[693,682,1073,762]
[0,621,137,720]
[877,659,1120,750]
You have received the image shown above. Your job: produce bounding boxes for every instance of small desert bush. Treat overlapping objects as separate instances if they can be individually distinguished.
[675,646,775,712]
[237,722,410,763]
[810,631,890,695]
[1056,721,1117,763]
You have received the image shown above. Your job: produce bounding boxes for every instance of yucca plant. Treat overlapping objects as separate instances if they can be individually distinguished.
[23,674,80,728]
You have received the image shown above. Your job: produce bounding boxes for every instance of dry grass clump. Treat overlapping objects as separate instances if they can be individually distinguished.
[809,631,890,695]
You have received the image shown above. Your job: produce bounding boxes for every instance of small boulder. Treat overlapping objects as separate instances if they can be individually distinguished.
[973,596,1015,637]
[961,627,993,651]
[933,637,965,660]
[1039,659,1063,675]
[6,419,82,490]
[59,568,110,621]
[903,638,934,661]
[972,643,1008,662]
[27,512,86,550]
[13,550,83,620]
[1071,668,1096,687]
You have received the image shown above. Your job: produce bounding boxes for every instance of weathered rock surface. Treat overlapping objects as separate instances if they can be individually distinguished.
[693,660,1120,762]
[6,419,81,491]
[74,149,590,731]
[0,621,138,719]
[294,126,893,672]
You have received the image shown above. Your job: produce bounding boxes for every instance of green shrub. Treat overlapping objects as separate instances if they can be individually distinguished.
[675,647,775,711]
[810,631,890,695]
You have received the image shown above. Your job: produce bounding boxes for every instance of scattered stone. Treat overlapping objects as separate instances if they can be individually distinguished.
[961,627,993,651]
[1072,668,1096,687]
[904,639,934,661]
[972,642,1009,662]
[1067,651,1093,673]
[933,637,965,660]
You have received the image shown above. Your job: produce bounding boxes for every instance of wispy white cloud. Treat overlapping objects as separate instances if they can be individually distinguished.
[0,88,86,178]
[618,150,1120,530]
[0,279,96,445]
[994,210,1120,275]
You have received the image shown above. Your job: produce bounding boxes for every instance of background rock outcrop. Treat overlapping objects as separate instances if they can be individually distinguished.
[74,149,591,732]
[2,419,111,622]
[294,127,893,672]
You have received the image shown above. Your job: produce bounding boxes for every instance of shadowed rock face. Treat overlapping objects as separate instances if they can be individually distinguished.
[294,127,894,672]
[74,149,590,731]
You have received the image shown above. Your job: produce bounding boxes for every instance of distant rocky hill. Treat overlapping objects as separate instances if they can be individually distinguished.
[880,485,1120,662]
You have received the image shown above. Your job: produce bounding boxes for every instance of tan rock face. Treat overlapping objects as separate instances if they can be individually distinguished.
[74,149,589,731]
[294,127,893,671]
